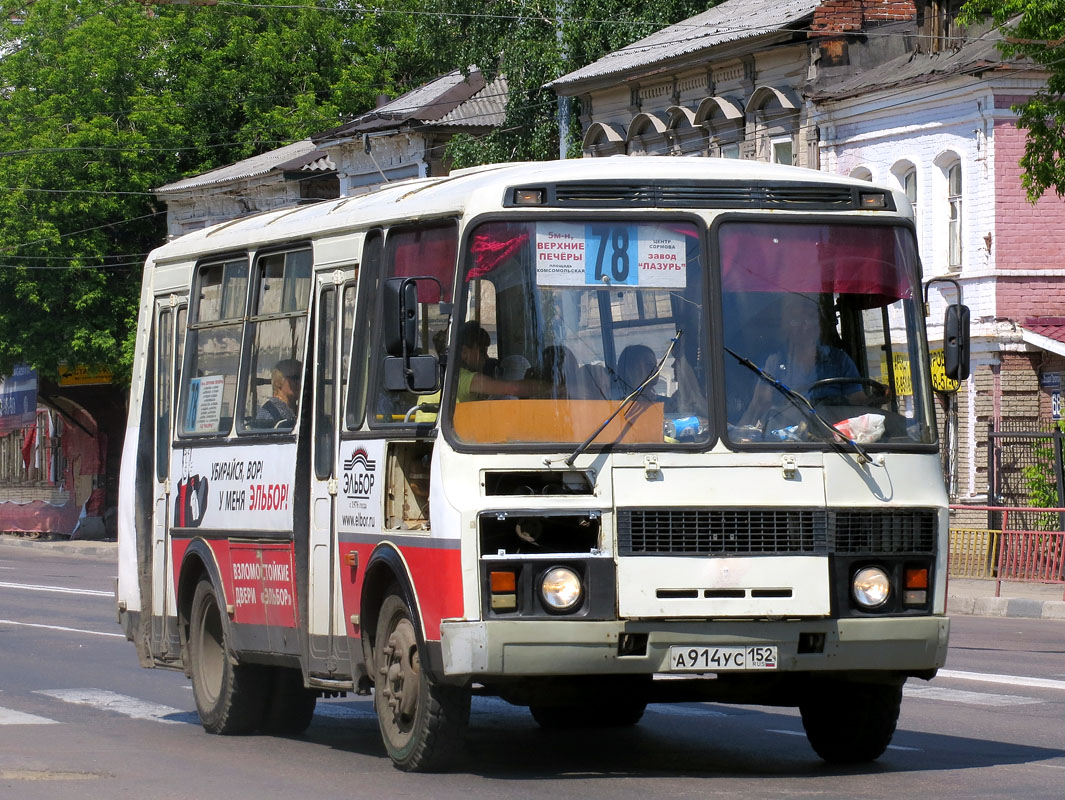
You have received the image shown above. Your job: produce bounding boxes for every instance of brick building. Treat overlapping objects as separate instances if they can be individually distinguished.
[550,0,1065,506]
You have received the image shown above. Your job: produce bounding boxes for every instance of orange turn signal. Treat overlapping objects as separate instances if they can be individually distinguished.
[905,567,928,589]
[490,571,516,593]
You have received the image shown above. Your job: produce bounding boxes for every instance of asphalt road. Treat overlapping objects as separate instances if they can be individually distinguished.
[2,543,1064,799]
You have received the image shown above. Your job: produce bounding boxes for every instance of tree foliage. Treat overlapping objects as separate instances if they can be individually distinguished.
[0,0,709,382]
[962,0,1065,201]
[0,0,448,381]
[430,0,710,166]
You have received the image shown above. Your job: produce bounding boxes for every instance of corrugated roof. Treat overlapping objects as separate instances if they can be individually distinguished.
[430,75,509,128]
[313,68,487,141]
[810,25,1015,102]
[549,0,819,90]
[156,140,332,194]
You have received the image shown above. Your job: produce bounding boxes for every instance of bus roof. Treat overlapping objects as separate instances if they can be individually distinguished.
[146,158,894,268]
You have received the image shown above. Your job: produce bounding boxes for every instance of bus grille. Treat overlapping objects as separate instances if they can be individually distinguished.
[617,509,936,556]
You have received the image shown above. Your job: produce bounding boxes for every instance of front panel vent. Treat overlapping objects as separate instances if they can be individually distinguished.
[618,508,936,556]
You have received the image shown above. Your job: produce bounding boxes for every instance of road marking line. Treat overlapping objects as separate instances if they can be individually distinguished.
[0,619,124,638]
[0,707,59,726]
[33,689,194,724]
[648,705,730,718]
[904,685,1040,706]
[0,581,111,597]
[937,669,1065,692]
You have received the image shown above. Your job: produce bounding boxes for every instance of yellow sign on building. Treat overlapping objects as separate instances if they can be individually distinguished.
[57,364,114,387]
[878,349,959,395]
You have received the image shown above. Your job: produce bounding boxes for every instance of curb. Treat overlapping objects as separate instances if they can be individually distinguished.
[0,535,117,560]
[949,595,1065,621]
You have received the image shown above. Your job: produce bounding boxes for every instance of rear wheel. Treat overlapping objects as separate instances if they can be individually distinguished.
[799,679,902,763]
[373,592,470,772]
[188,578,267,734]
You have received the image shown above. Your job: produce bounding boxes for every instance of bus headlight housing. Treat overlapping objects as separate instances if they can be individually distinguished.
[852,566,891,609]
[540,567,583,612]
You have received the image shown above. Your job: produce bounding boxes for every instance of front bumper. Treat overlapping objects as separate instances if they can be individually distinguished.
[440,615,949,678]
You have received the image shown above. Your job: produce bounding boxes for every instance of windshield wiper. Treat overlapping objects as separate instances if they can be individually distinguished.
[558,330,683,468]
[724,347,873,465]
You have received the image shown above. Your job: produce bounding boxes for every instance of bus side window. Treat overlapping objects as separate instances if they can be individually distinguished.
[180,259,247,436]
[239,248,313,433]
[369,223,455,427]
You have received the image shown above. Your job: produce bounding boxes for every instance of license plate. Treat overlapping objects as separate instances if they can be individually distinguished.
[668,645,778,672]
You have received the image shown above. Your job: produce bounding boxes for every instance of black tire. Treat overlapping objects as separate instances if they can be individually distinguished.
[373,592,470,772]
[188,578,267,734]
[263,667,317,735]
[530,698,647,729]
[799,680,902,763]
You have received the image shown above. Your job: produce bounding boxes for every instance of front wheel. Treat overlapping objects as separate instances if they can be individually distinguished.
[188,578,267,734]
[374,592,470,772]
[799,679,902,763]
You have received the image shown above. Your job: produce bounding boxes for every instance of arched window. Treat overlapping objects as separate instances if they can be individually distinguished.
[695,96,744,159]
[849,167,873,182]
[946,161,963,270]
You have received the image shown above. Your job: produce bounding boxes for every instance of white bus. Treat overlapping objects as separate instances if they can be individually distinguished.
[117,158,968,771]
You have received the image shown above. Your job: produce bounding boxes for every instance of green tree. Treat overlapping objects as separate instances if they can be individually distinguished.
[0,0,453,384]
[962,0,1065,200]
[435,0,710,166]
[0,0,448,514]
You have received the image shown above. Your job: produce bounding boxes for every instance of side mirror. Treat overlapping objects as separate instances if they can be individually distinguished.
[384,277,419,358]
[943,303,970,382]
[383,355,439,394]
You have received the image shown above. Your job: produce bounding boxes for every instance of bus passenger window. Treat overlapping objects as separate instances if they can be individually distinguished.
[180,259,247,436]
[240,248,312,432]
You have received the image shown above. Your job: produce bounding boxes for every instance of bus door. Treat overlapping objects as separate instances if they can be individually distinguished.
[151,297,186,658]
[307,276,355,672]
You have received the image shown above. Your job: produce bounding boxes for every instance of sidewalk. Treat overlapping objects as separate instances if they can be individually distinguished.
[3,534,1064,620]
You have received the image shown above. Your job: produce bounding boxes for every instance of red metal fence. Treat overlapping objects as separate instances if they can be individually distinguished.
[949,505,1065,600]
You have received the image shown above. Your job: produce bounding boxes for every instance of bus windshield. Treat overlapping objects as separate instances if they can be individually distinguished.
[450,218,709,447]
[720,220,934,446]
[448,217,933,450]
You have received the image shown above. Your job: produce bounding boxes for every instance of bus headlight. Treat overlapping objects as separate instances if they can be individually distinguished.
[540,567,583,612]
[852,566,891,608]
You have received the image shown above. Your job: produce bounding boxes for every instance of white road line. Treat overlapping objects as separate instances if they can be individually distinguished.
[0,580,111,597]
[647,704,730,718]
[0,707,59,726]
[0,619,124,638]
[937,669,1065,692]
[34,689,192,724]
[904,685,1041,706]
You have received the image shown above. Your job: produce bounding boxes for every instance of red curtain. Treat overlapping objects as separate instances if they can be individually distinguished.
[719,222,914,302]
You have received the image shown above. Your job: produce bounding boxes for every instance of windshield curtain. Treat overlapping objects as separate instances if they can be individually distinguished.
[450,218,709,447]
[719,221,934,446]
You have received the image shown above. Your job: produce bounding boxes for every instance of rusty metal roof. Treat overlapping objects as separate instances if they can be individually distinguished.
[549,0,819,90]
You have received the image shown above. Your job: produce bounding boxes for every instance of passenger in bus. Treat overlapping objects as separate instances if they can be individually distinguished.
[457,322,542,401]
[738,293,861,428]
[613,344,664,403]
[535,345,578,396]
[256,358,301,426]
